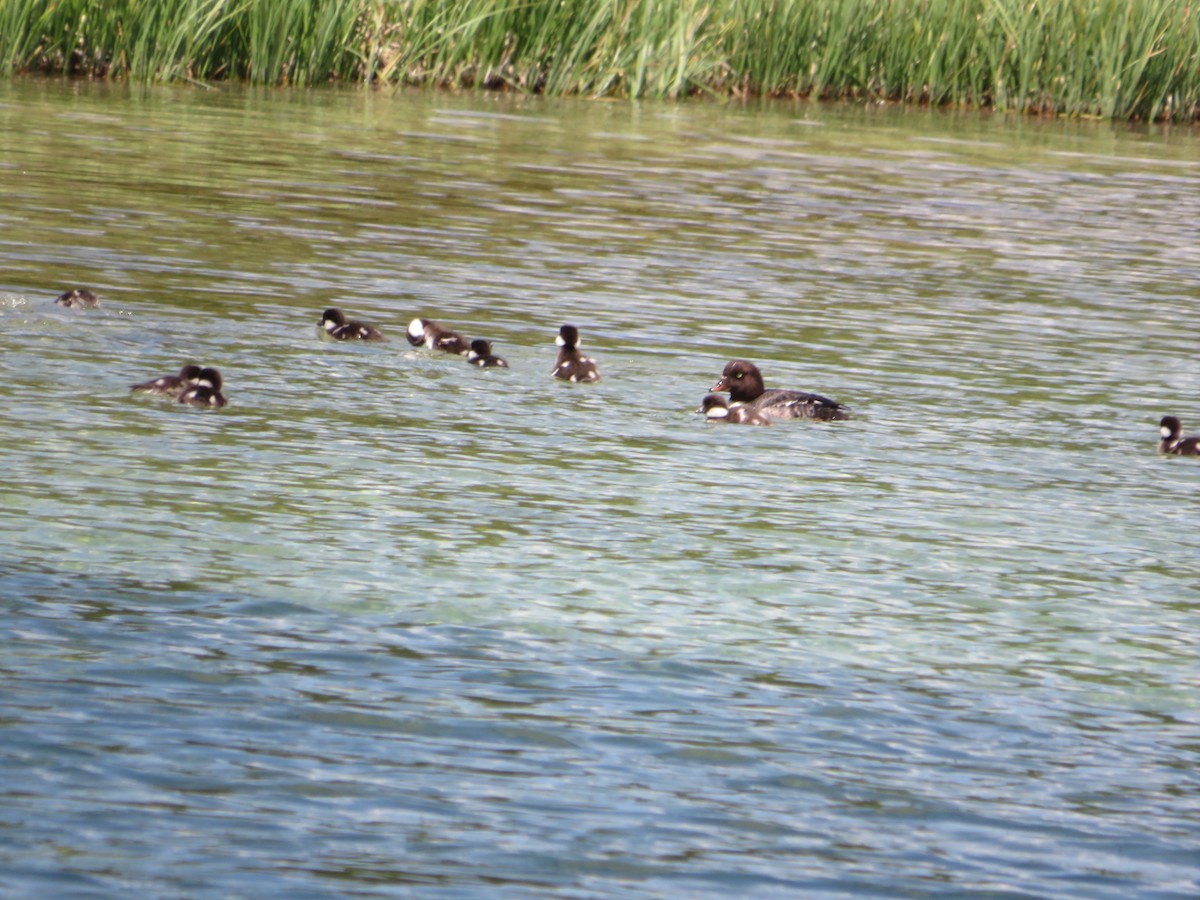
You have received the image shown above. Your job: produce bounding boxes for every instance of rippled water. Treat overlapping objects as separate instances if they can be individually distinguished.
[2,80,1198,897]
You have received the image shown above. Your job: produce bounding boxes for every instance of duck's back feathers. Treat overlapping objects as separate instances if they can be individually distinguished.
[552,354,601,383]
[753,388,849,421]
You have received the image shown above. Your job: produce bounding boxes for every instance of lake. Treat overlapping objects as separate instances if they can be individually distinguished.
[1,78,1198,897]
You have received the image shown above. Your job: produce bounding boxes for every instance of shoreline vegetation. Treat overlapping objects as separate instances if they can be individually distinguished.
[1,1,1197,122]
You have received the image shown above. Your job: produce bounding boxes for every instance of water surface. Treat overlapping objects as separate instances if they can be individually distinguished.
[1,80,1198,897]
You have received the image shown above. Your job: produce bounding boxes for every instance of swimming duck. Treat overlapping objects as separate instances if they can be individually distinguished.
[407,317,469,354]
[467,339,508,368]
[320,308,385,341]
[551,324,600,383]
[131,364,204,397]
[55,288,100,309]
[178,368,227,408]
[710,359,848,421]
[1158,416,1200,456]
[697,393,773,426]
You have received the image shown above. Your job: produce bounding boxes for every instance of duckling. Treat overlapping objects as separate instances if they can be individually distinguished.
[551,325,600,383]
[697,393,773,426]
[177,368,227,408]
[407,317,469,354]
[55,288,100,309]
[1158,416,1200,456]
[467,339,508,368]
[131,364,204,397]
[320,307,385,341]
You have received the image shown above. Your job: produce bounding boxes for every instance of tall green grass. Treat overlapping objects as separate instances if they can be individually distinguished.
[2,0,1197,121]
[0,0,363,85]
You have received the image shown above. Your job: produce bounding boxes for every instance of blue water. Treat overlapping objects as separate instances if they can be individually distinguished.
[1,81,1198,897]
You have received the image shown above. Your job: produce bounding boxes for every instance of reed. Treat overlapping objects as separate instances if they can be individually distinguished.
[0,0,364,84]
[2,0,1197,121]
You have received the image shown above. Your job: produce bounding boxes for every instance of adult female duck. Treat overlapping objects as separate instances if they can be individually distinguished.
[710,359,848,421]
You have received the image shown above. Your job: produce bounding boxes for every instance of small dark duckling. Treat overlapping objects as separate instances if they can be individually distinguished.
[55,288,100,309]
[1158,416,1200,456]
[407,317,469,355]
[711,359,848,421]
[320,307,385,341]
[178,368,227,408]
[131,364,204,397]
[698,393,773,426]
[467,339,508,368]
[551,324,600,383]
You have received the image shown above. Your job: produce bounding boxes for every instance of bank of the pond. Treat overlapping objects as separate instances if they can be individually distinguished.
[2,0,1198,122]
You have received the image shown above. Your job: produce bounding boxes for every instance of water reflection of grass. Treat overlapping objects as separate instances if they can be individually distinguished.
[1,0,1196,121]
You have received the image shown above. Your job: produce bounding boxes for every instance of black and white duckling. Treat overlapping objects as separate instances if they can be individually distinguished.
[467,339,508,368]
[1158,416,1200,456]
[551,324,600,383]
[711,359,848,421]
[177,368,227,408]
[407,317,469,354]
[320,307,385,341]
[698,393,773,426]
[131,364,204,397]
[55,288,100,309]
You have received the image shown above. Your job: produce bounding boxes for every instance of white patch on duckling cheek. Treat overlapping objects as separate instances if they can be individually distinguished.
[407,319,425,340]
[1161,426,1173,438]
[555,334,566,347]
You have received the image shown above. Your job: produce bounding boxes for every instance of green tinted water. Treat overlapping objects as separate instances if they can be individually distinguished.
[1,80,1198,897]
